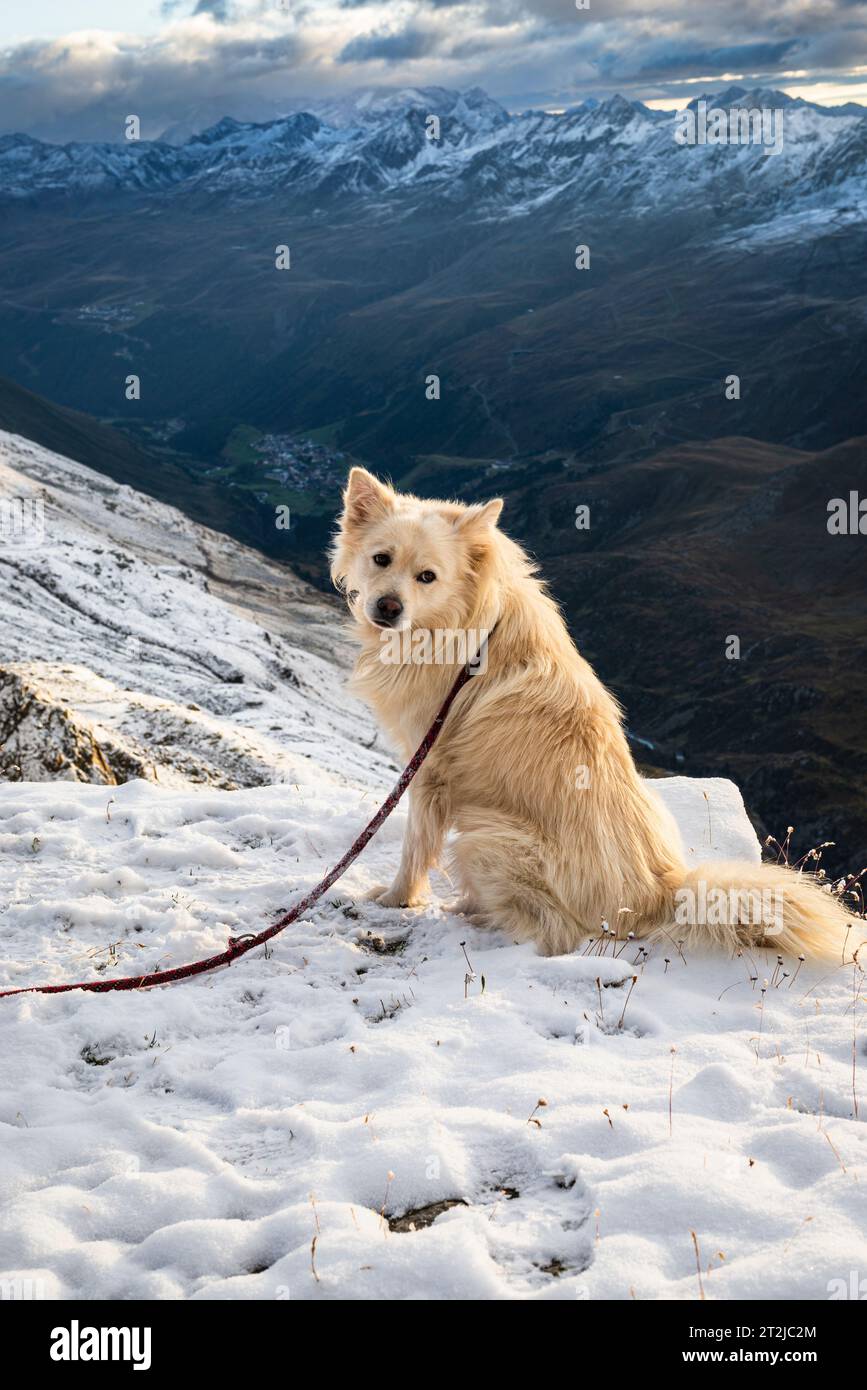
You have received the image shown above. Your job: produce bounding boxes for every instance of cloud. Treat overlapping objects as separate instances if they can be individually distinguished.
[193,0,234,18]
[0,0,864,142]
[162,0,238,16]
[338,25,438,63]
[0,22,307,142]
[595,39,802,81]
[340,0,466,6]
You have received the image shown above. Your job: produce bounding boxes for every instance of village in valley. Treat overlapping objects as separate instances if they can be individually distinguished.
[252,433,347,493]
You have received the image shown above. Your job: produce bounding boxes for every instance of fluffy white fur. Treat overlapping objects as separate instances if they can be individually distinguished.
[330,467,856,958]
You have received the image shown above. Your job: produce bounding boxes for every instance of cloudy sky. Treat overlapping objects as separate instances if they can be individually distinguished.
[1,0,866,141]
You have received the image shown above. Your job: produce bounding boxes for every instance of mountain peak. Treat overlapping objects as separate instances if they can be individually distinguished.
[688,85,797,112]
[590,94,651,124]
[194,115,245,144]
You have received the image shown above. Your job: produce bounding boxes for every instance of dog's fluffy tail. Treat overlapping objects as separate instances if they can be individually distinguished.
[671,861,859,960]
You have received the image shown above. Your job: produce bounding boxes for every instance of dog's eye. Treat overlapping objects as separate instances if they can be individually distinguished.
[372,553,391,568]
[416,570,436,584]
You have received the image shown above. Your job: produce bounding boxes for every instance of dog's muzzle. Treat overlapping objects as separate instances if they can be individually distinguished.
[371,594,403,628]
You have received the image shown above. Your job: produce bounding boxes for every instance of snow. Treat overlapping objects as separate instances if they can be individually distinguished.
[0,431,864,1302]
[654,776,760,865]
[0,430,391,791]
[0,775,864,1301]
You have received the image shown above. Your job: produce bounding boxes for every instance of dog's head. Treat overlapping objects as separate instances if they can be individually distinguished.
[330,467,503,635]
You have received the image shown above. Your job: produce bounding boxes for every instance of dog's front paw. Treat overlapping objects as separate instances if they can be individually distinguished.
[444,895,481,917]
[361,883,390,903]
[361,878,430,909]
[374,884,430,910]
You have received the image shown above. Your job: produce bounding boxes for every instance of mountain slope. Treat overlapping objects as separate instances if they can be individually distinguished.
[498,434,867,874]
[0,428,388,790]
[0,375,172,488]
[0,375,282,556]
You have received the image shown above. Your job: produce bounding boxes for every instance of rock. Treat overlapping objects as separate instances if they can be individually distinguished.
[0,664,149,785]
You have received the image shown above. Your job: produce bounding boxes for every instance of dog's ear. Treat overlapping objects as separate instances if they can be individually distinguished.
[342,467,396,527]
[454,498,503,534]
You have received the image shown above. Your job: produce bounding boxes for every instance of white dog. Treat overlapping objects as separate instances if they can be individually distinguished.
[331,467,854,957]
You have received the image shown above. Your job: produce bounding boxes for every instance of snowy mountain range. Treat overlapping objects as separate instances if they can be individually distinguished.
[2,85,866,228]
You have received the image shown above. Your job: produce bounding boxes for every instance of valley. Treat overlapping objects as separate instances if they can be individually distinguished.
[0,84,864,875]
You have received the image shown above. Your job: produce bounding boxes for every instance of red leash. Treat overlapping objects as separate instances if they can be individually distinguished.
[0,660,477,999]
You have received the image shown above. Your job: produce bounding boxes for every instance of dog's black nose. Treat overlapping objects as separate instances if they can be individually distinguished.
[376,594,403,624]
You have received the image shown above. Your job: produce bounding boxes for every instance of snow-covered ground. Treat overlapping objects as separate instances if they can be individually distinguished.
[0,777,864,1302]
[0,432,864,1301]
